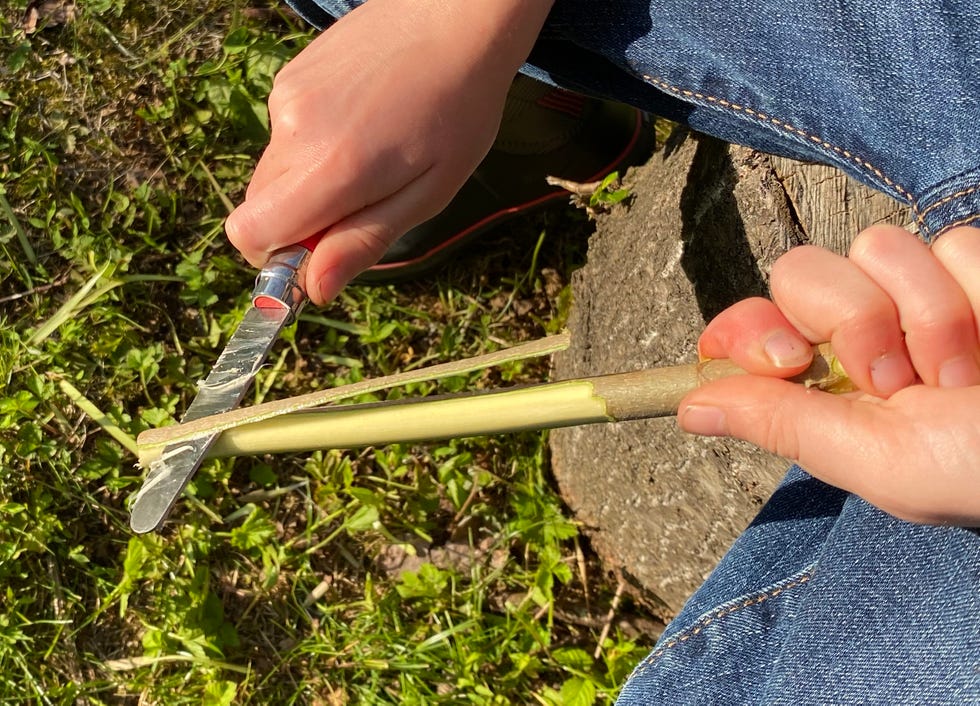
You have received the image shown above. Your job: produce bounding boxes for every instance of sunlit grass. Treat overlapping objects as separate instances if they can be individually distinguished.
[0,1,655,702]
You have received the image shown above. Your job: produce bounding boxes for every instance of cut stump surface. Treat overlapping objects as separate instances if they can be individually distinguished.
[549,130,911,619]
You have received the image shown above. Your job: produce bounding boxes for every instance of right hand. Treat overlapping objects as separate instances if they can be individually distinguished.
[679,226,980,525]
[226,0,555,304]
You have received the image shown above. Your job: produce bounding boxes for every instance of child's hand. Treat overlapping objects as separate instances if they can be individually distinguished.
[225,0,553,304]
[679,225,980,525]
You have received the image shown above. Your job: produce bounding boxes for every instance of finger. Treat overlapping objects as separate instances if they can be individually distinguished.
[850,225,980,388]
[234,146,427,270]
[698,297,813,376]
[305,167,453,304]
[242,140,292,202]
[770,245,914,397]
[677,378,975,524]
[931,225,980,348]
[225,143,367,265]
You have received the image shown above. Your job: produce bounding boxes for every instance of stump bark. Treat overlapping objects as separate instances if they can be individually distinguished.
[549,129,912,620]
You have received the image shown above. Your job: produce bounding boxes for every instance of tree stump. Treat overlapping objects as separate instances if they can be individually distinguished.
[549,129,912,620]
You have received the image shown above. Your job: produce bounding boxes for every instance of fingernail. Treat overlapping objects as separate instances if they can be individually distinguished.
[316,276,337,305]
[680,405,729,436]
[763,330,812,368]
[870,352,915,396]
[938,355,980,388]
[696,341,711,363]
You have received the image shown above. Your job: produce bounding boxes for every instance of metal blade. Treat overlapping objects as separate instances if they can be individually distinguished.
[128,304,291,533]
[128,243,313,533]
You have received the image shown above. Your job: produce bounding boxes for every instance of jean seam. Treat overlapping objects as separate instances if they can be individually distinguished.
[938,213,980,231]
[628,565,815,679]
[635,73,930,224]
[918,184,980,218]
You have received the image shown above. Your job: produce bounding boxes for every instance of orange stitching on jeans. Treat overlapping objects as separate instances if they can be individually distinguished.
[638,74,923,216]
[935,212,980,235]
[918,183,980,218]
[629,570,814,678]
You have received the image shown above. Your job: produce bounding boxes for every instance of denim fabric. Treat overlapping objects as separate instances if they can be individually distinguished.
[285,0,339,29]
[616,466,980,705]
[287,0,980,240]
[538,0,980,241]
[284,1,980,702]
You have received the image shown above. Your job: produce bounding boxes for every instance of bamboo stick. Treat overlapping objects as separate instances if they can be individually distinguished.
[139,332,571,446]
[136,342,850,466]
[199,380,610,461]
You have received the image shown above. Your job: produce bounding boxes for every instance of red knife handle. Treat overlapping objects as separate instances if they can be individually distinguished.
[251,234,323,320]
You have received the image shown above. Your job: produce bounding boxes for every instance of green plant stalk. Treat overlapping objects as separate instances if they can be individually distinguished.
[31,269,183,346]
[0,185,36,267]
[58,379,139,455]
[29,263,115,345]
[137,342,850,466]
[104,653,249,674]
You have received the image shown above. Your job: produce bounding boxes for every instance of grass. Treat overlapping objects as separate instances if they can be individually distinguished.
[0,1,660,703]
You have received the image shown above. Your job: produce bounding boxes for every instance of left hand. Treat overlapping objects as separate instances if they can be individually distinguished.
[677,225,980,526]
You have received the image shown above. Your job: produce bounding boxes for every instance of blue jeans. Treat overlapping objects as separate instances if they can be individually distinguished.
[617,466,980,705]
[286,1,980,702]
[288,0,980,241]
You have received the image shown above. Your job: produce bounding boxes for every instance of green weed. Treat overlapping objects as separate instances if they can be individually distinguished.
[0,1,656,703]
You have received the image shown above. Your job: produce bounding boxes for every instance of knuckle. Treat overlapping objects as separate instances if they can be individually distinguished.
[771,245,819,283]
[269,98,302,135]
[224,207,259,251]
[850,224,907,260]
[351,223,396,263]
[268,91,320,138]
[223,210,246,246]
[764,394,804,460]
[270,63,292,91]
[932,225,980,260]
[900,306,975,352]
[834,300,897,343]
[266,79,291,118]
[268,64,298,105]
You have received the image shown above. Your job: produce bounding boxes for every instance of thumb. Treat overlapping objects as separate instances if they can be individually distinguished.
[679,378,980,524]
[678,376,892,500]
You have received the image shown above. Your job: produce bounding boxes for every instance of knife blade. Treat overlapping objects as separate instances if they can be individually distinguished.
[129,241,315,533]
